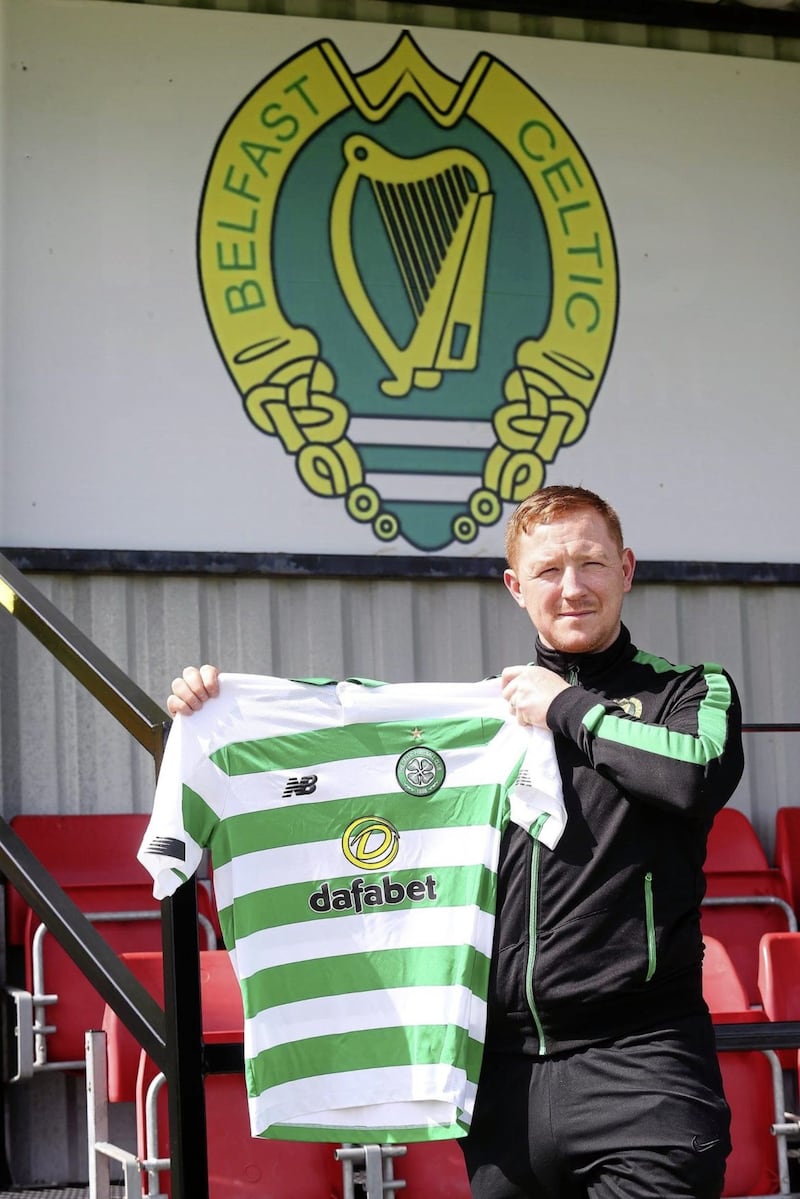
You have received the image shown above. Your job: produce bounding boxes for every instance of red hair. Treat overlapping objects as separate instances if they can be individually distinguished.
[505,485,624,568]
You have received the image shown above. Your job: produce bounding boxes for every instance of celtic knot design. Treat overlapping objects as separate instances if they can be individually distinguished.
[243,351,590,545]
[483,364,589,504]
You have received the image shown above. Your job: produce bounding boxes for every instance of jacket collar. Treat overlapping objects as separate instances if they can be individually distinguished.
[535,623,635,682]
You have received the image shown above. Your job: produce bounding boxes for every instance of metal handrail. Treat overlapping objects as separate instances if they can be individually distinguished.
[0,550,209,1199]
[0,553,167,763]
[0,819,166,1064]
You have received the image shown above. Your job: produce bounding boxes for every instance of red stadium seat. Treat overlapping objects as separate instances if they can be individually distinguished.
[757,931,800,1077]
[25,884,166,1069]
[4,813,217,1077]
[704,934,752,1015]
[702,810,797,1009]
[88,950,343,1199]
[5,813,153,946]
[717,1042,786,1199]
[774,808,800,917]
[702,871,796,1004]
[142,1060,343,1199]
[758,933,800,1026]
[102,950,241,1104]
[702,936,790,1198]
[706,809,771,874]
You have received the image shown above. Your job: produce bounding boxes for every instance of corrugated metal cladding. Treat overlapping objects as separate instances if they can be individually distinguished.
[1,572,798,860]
[121,0,800,62]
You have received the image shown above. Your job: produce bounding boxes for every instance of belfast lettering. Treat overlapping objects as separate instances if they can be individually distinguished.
[211,73,324,317]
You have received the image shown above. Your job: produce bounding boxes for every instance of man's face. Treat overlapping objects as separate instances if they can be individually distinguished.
[503,508,635,655]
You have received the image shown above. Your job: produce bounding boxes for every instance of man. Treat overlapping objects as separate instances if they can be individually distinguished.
[168,484,744,1199]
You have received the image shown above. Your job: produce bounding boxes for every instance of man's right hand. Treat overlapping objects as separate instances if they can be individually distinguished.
[501,663,570,729]
[167,665,220,717]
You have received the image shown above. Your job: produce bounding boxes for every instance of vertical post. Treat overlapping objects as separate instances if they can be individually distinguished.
[159,880,208,1199]
[85,1030,112,1199]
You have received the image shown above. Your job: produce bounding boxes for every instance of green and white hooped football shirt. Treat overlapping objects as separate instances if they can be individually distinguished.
[138,673,564,1144]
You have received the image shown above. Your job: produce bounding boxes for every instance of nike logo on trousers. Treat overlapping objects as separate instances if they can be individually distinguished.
[692,1135,721,1153]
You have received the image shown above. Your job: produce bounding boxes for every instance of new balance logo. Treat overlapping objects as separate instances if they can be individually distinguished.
[282,774,318,797]
[145,836,186,861]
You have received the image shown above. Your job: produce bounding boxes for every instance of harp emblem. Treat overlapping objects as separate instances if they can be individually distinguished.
[331,135,494,399]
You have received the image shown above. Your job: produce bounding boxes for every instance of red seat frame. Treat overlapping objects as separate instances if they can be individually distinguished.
[703,936,788,1197]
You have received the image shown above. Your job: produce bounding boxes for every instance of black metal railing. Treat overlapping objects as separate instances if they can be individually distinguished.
[0,550,218,1199]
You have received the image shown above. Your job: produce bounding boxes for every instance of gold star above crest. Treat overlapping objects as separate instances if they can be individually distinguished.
[409,727,424,741]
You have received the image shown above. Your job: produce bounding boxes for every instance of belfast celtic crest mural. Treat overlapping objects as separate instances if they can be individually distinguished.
[197,32,618,553]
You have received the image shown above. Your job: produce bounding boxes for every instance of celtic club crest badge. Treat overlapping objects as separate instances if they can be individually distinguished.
[198,32,618,552]
[396,746,446,797]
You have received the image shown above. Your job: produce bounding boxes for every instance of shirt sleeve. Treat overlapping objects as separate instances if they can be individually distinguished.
[137,709,225,899]
[545,662,744,820]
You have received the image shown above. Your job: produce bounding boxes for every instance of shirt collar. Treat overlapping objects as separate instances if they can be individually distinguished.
[534,623,634,682]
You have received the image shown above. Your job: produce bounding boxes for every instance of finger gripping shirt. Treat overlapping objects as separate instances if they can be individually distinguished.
[137,674,564,1144]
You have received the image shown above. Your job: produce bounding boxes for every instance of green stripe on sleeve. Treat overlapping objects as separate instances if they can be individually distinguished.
[182,784,221,849]
[581,666,734,765]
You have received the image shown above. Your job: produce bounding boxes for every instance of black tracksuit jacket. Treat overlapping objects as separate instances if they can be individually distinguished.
[485,623,745,1057]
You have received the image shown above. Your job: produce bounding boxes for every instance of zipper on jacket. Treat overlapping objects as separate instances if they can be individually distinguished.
[567,664,580,686]
[644,871,656,981]
[525,838,548,1054]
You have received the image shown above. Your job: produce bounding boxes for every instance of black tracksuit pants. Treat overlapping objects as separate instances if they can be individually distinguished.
[462,1016,731,1199]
